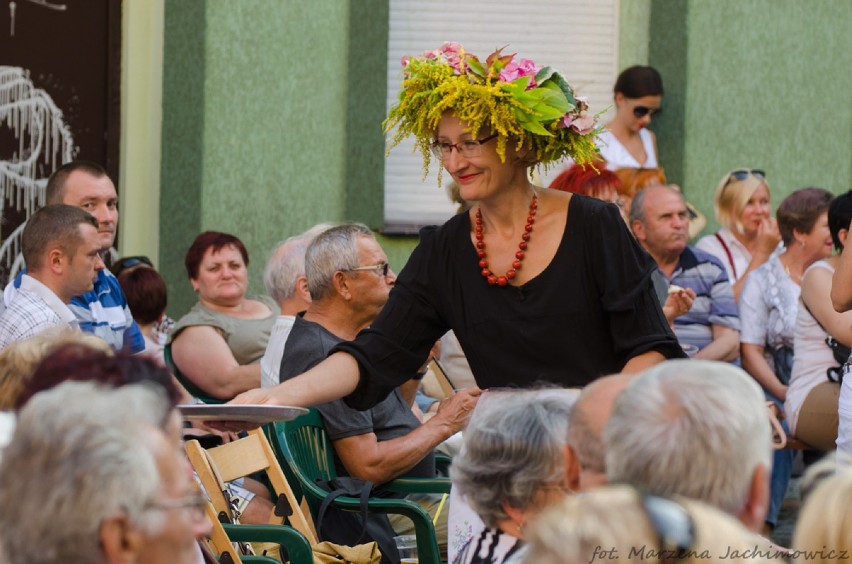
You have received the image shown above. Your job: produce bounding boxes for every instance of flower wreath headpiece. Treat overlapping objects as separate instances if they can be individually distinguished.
[384,42,601,180]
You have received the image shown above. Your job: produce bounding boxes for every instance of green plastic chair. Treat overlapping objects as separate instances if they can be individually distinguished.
[269,410,451,564]
[164,342,225,404]
[223,523,313,564]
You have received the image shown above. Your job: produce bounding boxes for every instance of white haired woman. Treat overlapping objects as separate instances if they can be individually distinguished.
[450,389,577,564]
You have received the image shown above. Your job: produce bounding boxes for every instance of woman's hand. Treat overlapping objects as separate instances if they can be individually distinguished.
[755,218,781,257]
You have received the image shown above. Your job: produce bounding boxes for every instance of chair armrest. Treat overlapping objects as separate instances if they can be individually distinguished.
[222,524,313,564]
[379,477,451,494]
[326,496,443,564]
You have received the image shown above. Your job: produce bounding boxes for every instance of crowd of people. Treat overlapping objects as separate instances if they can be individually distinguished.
[0,42,851,563]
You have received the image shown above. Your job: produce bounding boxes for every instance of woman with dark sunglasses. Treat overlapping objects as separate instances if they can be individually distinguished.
[597,66,664,169]
[695,169,782,301]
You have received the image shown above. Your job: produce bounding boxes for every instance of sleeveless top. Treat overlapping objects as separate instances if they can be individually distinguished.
[596,128,658,169]
[170,294,277,365]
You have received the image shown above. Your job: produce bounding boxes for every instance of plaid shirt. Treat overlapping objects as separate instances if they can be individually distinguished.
[0,275,78,350]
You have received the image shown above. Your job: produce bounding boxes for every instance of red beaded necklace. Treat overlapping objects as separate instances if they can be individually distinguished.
[474,194,537,286]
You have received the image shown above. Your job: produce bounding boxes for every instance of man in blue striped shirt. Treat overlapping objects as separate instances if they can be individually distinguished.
[2,162,144,353]
[631,184,740,361]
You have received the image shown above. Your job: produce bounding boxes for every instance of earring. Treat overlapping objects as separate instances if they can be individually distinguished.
[801,240,805,248]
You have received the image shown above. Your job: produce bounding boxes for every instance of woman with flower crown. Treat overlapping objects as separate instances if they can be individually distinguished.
[232,43,682,411]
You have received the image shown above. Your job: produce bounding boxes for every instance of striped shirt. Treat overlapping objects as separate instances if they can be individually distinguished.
[0,275,79,349]
[665,246,740,351]
[3,268,144,353]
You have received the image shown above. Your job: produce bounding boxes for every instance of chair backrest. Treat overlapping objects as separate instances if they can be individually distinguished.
[165,343,225,404]
[271,410,338,510]
[186,429,318,545]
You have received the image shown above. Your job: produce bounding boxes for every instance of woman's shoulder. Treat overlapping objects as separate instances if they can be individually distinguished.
[170,302,231,341]
[246,294,278,316]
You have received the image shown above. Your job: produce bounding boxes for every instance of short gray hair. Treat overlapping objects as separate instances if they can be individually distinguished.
[451,389,575,527]
[304,223,374,300]
[628,184,684,226]
[0,381,172,564]
[604,360,772,515]
[263,223,334,303]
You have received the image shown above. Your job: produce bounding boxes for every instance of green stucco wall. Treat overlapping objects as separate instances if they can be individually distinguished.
[649,0,852,235]
[161,0,392,316]
[160,1,850,316]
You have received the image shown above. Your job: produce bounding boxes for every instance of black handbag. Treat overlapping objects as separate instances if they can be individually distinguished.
[314,477,401,564]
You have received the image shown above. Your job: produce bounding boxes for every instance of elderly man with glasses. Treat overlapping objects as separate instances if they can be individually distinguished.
[277,223,480,551]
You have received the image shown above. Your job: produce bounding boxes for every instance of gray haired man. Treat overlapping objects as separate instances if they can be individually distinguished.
[605,360,772,532]
[0,381,210,564]
[259,223,332,387]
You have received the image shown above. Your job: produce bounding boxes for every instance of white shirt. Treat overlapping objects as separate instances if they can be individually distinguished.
[695,228,753,286]
[0,275,78,349]
[260,315,296,388]
[596,128,658,169]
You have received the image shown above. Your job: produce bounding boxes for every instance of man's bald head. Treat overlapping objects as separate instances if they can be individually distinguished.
[566,374,631,490]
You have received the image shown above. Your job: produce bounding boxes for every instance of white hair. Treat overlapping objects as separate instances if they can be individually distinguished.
[263,223,334,303]
[0,381,171,564]
[604,360,772,515]
[451,389,576,527]
[304,223,374,300]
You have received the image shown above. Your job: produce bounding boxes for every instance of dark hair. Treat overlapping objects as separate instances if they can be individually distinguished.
[613,66,664,99]
[45,160,109,205]
[22,204,98,271]
[828,190,852,251]
[549,162,622,200]
[184,231,249,279]
[16,347,183,410]
[776,188,834,247]
[118,265,168,325]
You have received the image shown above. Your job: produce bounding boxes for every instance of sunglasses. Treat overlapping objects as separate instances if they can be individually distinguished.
[633,105,662,119]
[724,169,766,186]
[112,255,154,277]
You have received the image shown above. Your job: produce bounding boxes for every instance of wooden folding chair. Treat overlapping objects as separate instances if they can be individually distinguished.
[191,480,311,564]
[186,429,318,561]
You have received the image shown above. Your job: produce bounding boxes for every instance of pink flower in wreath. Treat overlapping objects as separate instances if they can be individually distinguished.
[499,58,540,88]
[424,42,465,73]
[570,115,596,135]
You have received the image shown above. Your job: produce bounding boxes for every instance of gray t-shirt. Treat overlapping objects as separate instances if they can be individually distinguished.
[280,314,435,479]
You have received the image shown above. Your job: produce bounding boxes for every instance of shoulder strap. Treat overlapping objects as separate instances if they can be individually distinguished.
[316,479,374,544]
[714,233,737,280]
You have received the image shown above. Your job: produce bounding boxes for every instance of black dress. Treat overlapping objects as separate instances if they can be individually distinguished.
[335,195,683,409]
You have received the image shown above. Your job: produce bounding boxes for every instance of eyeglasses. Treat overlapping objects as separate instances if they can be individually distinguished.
[346,262,390,277]
[641,493,696,560]
[145,492,208,521]
[724,169,766,187]
[429,134,498,159]
[633,105,662,119]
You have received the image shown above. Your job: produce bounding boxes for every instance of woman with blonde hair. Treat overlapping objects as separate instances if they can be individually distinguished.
[793,467,852,562]
[524,485,776,564]
[695,169,782,300]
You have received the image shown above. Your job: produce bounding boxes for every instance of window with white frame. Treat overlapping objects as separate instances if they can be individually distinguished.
[383,0,620,231]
